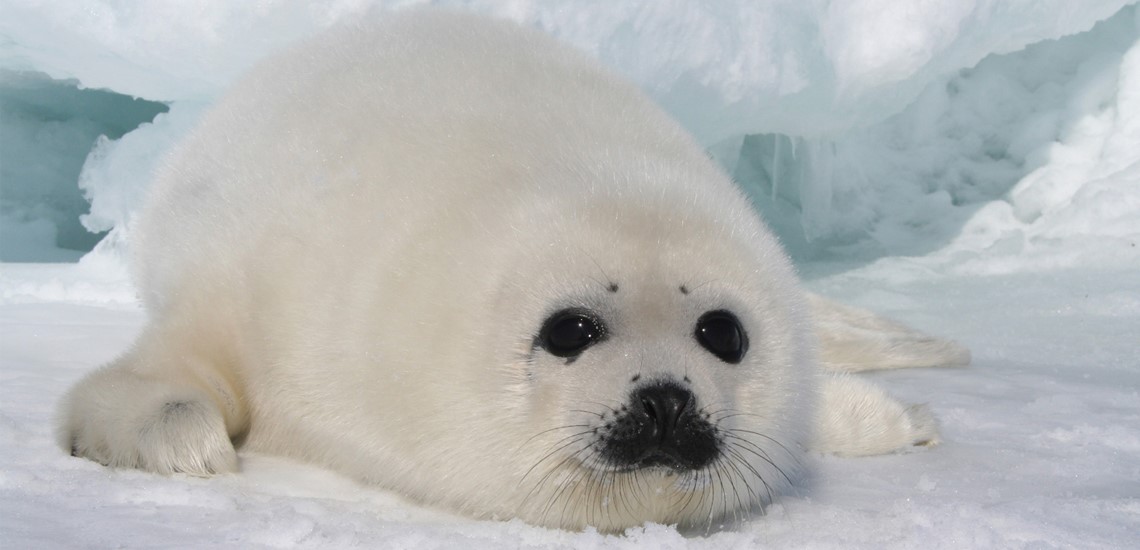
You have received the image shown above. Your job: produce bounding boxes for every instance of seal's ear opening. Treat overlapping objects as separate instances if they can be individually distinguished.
[694,310,748,364]
[537,308,608,361]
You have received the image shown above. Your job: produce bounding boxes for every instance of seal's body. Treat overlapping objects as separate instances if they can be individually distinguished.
[60,11,966,532]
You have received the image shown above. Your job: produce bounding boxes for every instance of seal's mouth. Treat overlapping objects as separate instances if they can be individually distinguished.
[591,448,715,476]
[585,465,699,482]
[576,453,717,491]
[633,450,703,472]
[641,453,682,469]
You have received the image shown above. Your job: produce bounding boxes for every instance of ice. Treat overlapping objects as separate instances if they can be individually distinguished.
[3,0,1138,267]
[0,70,167,261]
[2,0,1140,547]
[734,6,1140,266]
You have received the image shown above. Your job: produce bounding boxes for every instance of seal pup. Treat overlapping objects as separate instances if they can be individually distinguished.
[59,10,968,532]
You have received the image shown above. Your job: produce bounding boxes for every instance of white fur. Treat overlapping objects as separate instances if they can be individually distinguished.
[809,293,971,372]
[813,376,940,456]
[59,11,965,532]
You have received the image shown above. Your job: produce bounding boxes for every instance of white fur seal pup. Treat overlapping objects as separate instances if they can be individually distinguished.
[59,11,968,532]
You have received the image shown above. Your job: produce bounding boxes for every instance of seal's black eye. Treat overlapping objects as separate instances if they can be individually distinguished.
[540,309,606,358]
[695,310,747,364]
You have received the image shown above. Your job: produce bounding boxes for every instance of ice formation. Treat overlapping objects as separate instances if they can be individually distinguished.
[1,0,1137,272]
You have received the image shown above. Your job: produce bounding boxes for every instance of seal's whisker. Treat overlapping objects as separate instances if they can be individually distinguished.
[725,428,799,458]
[722,434,794,487]
[514,424,591,455]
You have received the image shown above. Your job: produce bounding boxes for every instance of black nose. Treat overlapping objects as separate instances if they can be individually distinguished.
[597,381,719,471]
[636,384,692,443]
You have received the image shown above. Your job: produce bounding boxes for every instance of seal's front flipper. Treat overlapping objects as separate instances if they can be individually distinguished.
[811,375,940,456]
[808,292,971,373]
[58,331,246,476]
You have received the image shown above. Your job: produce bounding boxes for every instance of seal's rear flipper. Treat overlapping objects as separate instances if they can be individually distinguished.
[812,375,941,456]
[808,292,971,373]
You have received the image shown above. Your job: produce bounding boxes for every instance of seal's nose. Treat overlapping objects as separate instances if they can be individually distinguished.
[635,384,692,443]
[598,380,719,471]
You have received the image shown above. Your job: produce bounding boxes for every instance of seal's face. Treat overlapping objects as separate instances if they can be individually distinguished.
[488,192,812,531]
[534,306,740,473]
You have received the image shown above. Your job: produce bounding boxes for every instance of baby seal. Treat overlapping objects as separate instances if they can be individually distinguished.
[60,10,967,532]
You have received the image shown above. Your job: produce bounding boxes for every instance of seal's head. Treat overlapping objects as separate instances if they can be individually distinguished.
[462,169,816,532]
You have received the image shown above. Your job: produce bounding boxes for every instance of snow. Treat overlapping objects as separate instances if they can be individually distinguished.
[2,0,1140,547]
[3,264,1138,548]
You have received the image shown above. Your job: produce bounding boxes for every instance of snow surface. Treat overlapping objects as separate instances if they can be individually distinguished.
[2,0,1140,548]
[2,263,1138,548]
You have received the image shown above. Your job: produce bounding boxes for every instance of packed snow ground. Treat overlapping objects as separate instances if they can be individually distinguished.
[2,262,1138,548]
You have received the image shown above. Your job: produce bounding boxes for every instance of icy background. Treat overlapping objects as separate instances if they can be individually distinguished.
[1,0,1139,548]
